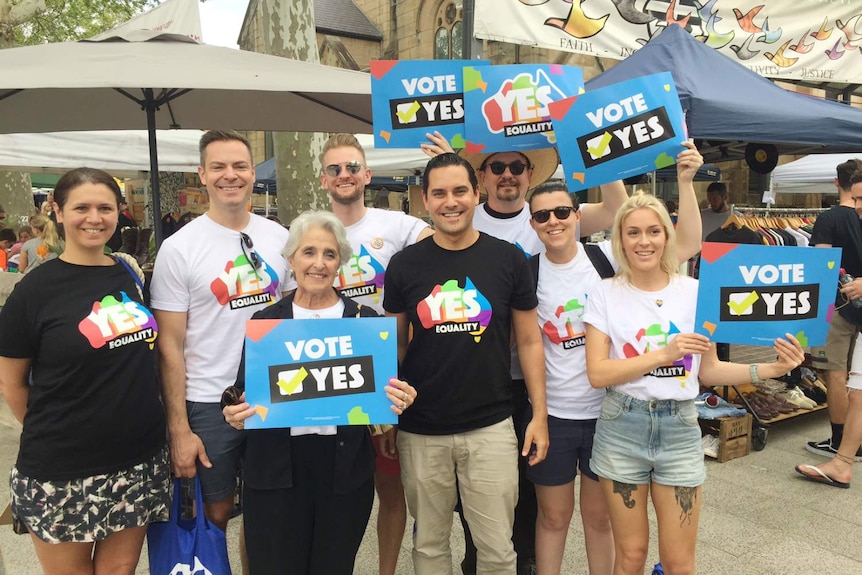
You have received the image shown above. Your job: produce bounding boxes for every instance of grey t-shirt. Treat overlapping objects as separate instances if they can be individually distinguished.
[21,237,58,273]
[700,208,731,240]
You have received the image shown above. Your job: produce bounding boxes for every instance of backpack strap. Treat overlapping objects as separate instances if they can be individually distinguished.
[529,253,540,288]
[583,243,615,279]
[113,253,145,301]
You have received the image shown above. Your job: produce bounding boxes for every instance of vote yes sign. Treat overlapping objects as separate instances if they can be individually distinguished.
[694,243,841,347]
[549,72,686,190]
[371,59,488,149]
[244,317,398,429]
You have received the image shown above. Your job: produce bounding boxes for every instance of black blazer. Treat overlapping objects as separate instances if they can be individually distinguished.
[236,290,378,493]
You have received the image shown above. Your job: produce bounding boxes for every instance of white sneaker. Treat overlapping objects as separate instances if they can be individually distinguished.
[702,434,719,458]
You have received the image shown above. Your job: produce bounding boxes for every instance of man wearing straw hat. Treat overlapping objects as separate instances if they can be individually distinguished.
[423,133,627,575]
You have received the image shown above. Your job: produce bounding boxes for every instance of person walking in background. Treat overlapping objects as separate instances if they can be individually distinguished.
[583,192,804,575]
[0,167,169,575]
[18,214,62,273]
[804,159,862,461]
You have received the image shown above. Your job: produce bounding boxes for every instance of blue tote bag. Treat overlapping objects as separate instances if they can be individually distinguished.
[147,478,232,575]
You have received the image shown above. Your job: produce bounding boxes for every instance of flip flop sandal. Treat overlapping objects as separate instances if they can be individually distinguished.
[794,464,851,489]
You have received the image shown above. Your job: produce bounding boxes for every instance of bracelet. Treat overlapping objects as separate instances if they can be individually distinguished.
[750,363,765,385]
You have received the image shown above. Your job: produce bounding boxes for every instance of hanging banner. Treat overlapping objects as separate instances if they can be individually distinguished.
[549,72,686,190]
[694,243,840,347]
[474,0,862,84]
[243,317,398,429]
[462,64,584,153]
[371,60,489,149]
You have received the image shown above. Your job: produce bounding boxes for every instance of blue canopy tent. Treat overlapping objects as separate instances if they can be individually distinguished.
[585,24,862,169]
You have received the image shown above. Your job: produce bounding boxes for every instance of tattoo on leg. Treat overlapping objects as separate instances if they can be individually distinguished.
[613,481,637,508]
[675,486,697,526]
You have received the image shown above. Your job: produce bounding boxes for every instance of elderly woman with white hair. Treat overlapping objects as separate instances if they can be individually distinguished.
[222,210,417,575]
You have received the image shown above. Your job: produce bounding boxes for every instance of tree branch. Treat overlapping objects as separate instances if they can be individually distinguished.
[9,0,47,26]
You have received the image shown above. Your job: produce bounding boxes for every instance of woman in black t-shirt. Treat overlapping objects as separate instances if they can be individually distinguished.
[0,168,169,575]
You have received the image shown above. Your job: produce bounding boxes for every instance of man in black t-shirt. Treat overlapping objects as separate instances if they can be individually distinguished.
[384,153,548,574]
[806,158,862,460]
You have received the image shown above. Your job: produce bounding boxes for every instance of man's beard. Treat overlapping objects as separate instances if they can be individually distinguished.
[330,186,364,205]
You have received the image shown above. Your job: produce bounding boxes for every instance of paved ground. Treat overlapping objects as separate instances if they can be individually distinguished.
[2,374,861,573]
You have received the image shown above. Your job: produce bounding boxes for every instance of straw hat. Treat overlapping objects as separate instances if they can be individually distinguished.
[460,147,560,190]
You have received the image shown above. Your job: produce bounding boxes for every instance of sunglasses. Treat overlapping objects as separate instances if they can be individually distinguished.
[239,232,261,269]
[484,160,530,176]
[323,162,365,177]
[220,385,242,410]
[531,206,575,224]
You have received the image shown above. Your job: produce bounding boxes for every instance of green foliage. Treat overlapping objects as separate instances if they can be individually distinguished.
[10,0,159,45]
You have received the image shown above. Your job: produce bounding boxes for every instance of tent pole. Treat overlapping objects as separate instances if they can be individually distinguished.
[145,89,164,249]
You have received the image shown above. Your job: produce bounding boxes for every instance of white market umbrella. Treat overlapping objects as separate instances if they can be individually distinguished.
[0,31,372,243]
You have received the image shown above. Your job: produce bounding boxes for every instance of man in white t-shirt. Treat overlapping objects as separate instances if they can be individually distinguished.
[151,131,293,567]
[421,132,628,575]
[320,133,433,575]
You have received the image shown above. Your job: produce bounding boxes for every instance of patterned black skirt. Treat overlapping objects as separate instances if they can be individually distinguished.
[9,445,171,543]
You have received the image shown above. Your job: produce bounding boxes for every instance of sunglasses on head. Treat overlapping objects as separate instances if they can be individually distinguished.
[240,232,262,269]
[484,160,530,176]
[531,206,574,224]
[323,162,365,177]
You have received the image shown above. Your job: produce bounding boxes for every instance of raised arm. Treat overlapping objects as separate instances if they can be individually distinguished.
[675,141,704,262]
[579,179,629,237]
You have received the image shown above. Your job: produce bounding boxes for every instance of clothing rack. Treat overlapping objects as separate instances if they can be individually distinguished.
[729,205,828,216]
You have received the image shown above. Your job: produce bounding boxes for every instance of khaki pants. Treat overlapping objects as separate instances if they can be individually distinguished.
[397,418,519,575]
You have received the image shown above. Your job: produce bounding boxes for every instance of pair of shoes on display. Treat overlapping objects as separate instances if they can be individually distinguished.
[796,377,827,404]
[701,434,720,459]
[805,438,862,461]
[779,387,817,410]
[745,391,794,420]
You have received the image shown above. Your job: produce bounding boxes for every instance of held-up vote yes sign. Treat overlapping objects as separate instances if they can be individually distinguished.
[549,72,687,190]
[243,317,398,429]
[463,64,584,153]
[371,60,488,149]
[694,243,841,347]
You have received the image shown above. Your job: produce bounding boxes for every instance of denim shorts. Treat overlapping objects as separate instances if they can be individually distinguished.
[526,415,599,486]
[589,389,705,487]
[187,401,244,503]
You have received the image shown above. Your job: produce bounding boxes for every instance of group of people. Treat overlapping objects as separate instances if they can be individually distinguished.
[0,129,811,575]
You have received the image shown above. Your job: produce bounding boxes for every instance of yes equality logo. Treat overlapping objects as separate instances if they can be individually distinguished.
[335,246,386,301]
[210,253,279,310]
[481,69,568,143]
[78,292,158,350]
[417,278,493,342]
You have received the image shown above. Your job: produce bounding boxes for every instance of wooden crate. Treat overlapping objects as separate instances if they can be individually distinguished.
[700,414,752,463]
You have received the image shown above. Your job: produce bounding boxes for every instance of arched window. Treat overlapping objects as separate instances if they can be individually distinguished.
[434,1,462,60]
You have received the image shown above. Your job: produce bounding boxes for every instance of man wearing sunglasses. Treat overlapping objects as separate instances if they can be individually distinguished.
[319,133,433,575]
[150,130,294,569]
[422,134,628,575]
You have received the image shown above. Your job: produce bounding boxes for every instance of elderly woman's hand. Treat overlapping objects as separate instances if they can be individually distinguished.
[221,390,256,430]
[386,377,417,415]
